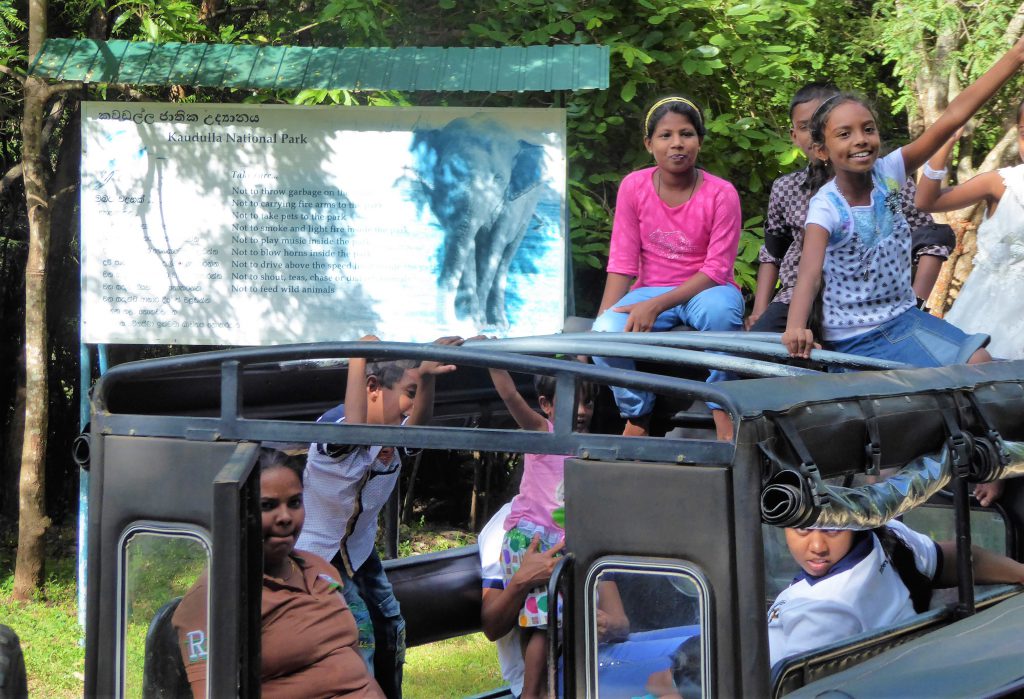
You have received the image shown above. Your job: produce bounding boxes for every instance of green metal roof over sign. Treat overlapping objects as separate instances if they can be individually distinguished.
[28,39,609,92]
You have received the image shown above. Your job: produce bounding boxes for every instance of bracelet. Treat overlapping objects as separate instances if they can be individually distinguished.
[922,162,947,180]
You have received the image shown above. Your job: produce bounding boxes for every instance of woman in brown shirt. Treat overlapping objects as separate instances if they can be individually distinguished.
[173,448,385,698]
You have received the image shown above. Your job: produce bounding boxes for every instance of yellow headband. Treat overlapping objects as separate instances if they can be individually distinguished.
[644,97,703,136]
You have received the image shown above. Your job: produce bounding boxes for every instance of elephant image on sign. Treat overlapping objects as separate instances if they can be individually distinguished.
[407,114,549,329]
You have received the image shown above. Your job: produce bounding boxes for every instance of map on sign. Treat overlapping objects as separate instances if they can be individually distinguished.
[80,102,567,345]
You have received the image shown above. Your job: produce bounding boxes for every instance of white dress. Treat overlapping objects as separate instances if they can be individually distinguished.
[944,164,1024,359]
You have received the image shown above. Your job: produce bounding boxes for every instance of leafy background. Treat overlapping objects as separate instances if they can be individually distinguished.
[0,0,1022,539]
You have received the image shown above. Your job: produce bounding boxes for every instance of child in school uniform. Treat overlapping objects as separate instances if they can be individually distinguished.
[645,519,1024,697]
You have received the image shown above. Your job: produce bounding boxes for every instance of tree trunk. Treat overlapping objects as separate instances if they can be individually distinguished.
[13,0,52,600]
[14,75,53,600]
[928,218,971,316]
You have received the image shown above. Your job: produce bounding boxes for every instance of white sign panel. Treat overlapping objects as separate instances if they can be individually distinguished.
[81,102,567,345]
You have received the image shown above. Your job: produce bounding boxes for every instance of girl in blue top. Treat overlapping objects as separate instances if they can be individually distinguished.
[782,37,1024,364]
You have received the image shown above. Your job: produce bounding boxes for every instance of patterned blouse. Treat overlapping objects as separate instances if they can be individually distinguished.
[758,167,948,305]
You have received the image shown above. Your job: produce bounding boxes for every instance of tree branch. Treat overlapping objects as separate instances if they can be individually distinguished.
[0,62,25,86]
[1003,2,1024,45]
[0,163,23,197]
[977,125,1019,172]
[40,94,68,152]
[42,81,84,100]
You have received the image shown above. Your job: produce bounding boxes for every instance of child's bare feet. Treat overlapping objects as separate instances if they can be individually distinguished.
[712,409,733,441]
[623,415,650,437]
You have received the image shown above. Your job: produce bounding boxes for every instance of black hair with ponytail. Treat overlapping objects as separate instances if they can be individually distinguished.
[805,92,877,194]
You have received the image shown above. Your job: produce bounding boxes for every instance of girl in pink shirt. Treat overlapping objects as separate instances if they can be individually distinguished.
[593,96,744,438]
[488,365,596,699]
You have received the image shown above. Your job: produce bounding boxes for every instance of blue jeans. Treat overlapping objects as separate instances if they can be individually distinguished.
[333,549,406,699]
[825,307,989,367]
[591,285,744,418]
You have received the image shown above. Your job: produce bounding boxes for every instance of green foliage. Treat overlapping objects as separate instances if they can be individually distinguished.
[0,0,25,66]
[108,0,209,42]
[441,0,888,297]
[735,215,764,292]
[875,0,1024,157]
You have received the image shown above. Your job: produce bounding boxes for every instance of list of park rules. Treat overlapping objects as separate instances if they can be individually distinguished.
[80,102,567,346]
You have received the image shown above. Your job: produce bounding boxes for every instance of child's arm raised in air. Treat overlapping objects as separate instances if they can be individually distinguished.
[488,368,549,432]
[915,132,1006,214]
[781,225,828,358]
[902,36,1024,174]
[406,335,464,427]
[344,334,380,424]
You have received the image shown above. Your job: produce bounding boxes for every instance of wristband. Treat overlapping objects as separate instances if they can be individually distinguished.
[922,162,947,180]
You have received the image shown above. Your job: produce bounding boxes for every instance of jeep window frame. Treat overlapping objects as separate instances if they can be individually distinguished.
[583,555,714,699]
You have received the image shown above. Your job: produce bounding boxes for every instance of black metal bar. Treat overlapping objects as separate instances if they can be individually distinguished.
[474,333,906,371]
[83,432,107,697]
[94,342,739,414]
[382,485,400,560]
[210,443,262,698]
[553,371,576,437]
[548,553,574,699]
[465,337,821,378]
[221,360,241,424]
[91,414,736,465]
[952,469,976,618]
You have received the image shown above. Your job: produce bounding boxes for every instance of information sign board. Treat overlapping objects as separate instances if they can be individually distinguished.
[81,102,567,344]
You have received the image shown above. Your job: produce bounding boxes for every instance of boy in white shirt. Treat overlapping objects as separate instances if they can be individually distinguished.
[297,335,462,699]
[770,521,1024,666]
[647,520,1024,697]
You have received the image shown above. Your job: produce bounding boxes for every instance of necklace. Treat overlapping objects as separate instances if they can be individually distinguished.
[835,179,882,280]
[834,178,870,208]
[656,169,699,204]
[272,556,301,583]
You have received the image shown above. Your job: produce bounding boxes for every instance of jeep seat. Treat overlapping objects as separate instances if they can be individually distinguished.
[142,597,190,699]
[384,545,484,647]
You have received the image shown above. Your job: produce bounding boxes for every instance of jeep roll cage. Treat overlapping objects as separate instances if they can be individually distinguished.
[82,334,1024,698]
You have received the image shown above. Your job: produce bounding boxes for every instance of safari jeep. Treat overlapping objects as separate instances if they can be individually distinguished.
[80,333,1024,698]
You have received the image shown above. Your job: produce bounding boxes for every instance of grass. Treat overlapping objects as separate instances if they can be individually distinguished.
[395,517,475,558]
[1,521,504,698]
[0,526,84,699]
[405,633,504,698]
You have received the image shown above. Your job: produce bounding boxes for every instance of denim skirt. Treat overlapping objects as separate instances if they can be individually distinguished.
[825,307,989,367]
